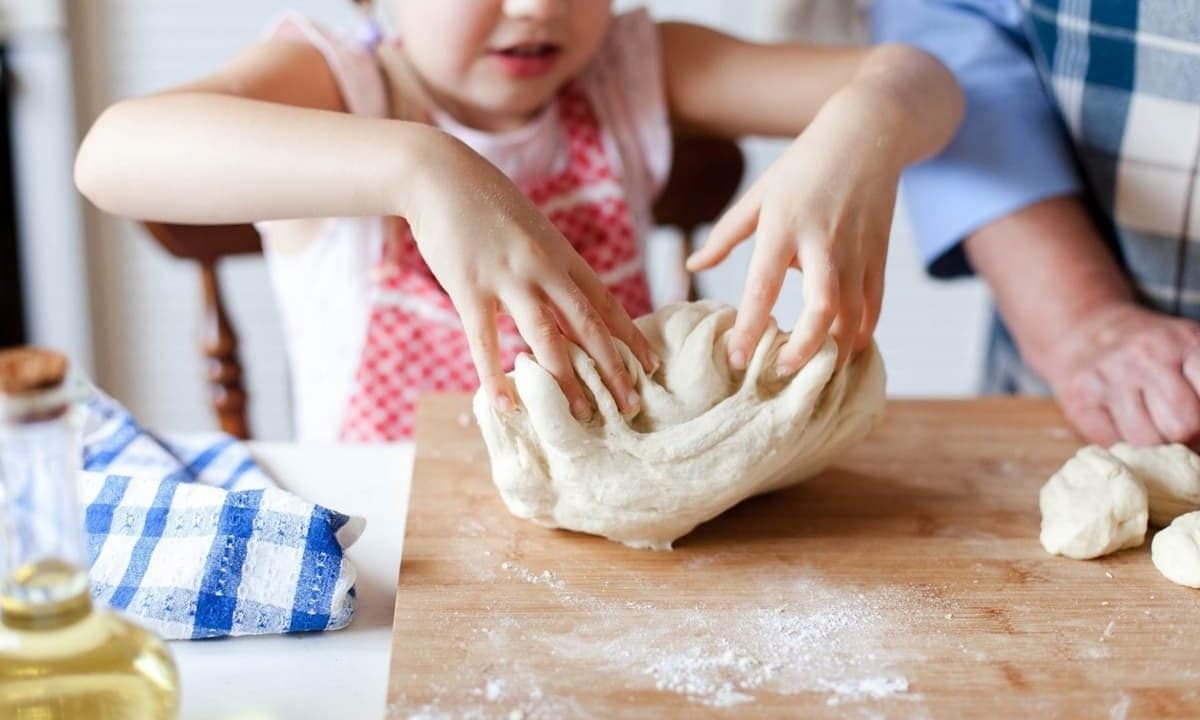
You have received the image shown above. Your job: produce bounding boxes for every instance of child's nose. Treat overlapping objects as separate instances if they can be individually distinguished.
[501,0,566,22]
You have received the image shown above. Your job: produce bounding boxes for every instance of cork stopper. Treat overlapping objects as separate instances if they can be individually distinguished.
[0,347,68,394]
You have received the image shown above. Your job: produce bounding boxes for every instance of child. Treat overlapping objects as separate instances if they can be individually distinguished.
[75,1,962,442]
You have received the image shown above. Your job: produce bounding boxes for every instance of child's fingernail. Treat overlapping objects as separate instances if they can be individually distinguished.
[775,361,795,377]
[494,393,514,413]
[729,349,747,370]
[625,390,641,409]
[570,397,592,421]
[647,353,661,373]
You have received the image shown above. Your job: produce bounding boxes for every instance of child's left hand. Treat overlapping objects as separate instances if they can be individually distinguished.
[686,103,899,375]
[664,30,961,376]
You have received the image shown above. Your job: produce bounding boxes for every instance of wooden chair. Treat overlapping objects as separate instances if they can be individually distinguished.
[142,135,744,439]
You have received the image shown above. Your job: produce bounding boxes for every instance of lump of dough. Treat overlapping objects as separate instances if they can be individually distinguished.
[1039,445,1148,559]
[473,300,886,550]
[1108,443,1200,527]
[1152,511,1200,588]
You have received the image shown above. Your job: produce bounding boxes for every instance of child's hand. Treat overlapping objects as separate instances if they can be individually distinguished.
[1046,302,1200,446]
[408,134,658,419]
[686,115,897,374]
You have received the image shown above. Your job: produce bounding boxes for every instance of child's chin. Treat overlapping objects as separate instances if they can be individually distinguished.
[486,87,560,120]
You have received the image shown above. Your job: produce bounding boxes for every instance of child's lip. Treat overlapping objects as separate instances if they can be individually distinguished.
[488,43,561,78]
[489,42,561,58]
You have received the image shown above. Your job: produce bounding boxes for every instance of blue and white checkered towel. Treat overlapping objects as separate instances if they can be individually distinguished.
[78,388,363,640]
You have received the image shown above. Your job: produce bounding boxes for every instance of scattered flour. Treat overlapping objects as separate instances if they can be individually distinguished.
[822,675,911,706]
[485,678,506,702]
[484,561,921,712]
[1102,620,1116,640]
[400,561,932,717]
[1110,691,1132,720]
[501,562,567,592]
[1043,426,1073,440]
[1083,645,1113,659]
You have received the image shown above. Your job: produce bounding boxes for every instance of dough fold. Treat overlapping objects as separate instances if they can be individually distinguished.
[474,300,887,549]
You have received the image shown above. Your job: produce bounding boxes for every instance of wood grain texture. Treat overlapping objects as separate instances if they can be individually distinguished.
[388,395,1200,719]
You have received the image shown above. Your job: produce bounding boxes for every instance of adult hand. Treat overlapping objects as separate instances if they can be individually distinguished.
[1045,301,1200,446]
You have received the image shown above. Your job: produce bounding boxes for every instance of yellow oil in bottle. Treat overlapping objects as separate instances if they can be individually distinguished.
[0,559,180,719]
[0,347,180,718]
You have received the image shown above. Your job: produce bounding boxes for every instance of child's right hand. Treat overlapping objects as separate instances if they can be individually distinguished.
[406,133,658,420]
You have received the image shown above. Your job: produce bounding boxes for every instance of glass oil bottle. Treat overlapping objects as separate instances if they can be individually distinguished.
[0,347,179,719]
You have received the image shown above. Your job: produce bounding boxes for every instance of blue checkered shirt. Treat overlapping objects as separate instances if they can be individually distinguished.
[875,0,1200,393]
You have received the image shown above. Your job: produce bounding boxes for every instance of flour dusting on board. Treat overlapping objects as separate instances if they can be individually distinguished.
[400,559,929,718]
[546,588,917,709]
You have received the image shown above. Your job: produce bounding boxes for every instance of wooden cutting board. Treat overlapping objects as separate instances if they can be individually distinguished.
[387,395,1200,719]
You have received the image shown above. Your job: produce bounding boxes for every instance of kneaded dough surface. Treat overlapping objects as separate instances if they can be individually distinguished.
[474,300,887,549]
[1109,443,1200,527]
[1039,445,1148,559]
[1152,511,1200,588]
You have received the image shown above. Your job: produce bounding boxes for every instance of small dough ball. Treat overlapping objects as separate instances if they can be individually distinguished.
[1151,511,1200,588]
[1039,445,1148,559]
[1109,443,1200,527]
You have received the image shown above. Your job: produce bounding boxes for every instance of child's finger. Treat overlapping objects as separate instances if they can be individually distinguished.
[543,282,641,414]
[856,265,885,353]
[726,223,790,370]
[829,279,863,369]
[685,181,763,272]
[506,293,593,422]
[459,298,513,412]
[776,247,839,375]
[566,265,659,374]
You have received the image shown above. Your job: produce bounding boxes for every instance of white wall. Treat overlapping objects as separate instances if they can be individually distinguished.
[72,0,361,440]
[4,0,95,371]
[71,0,988,438]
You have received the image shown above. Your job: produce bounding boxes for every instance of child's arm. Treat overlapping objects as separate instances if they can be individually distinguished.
[75,38,655,417]
[665,25,964,371]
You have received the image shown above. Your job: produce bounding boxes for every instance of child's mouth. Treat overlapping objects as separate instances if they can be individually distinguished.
[489,43,561,78]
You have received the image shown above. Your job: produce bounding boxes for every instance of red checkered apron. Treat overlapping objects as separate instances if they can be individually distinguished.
[339,83,653,441]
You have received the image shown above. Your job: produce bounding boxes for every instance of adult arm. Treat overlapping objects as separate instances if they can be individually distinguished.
[875,0,1200,444]
[969,197,1200,445]
[870,0,1082,276]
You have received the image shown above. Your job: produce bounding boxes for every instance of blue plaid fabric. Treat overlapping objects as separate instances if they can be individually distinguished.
[1024,0,1200,318]
[982,0,1200,393]
[876,0,1200,394]
[79,389,362,640]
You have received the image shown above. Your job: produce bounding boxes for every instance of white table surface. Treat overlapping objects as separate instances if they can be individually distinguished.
[170,441,414,720]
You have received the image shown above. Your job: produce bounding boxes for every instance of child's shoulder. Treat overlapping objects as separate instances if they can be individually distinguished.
[576,7,671,204]
[264,12,388,119]
[578,7,664,105]
[587,7,660,75]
